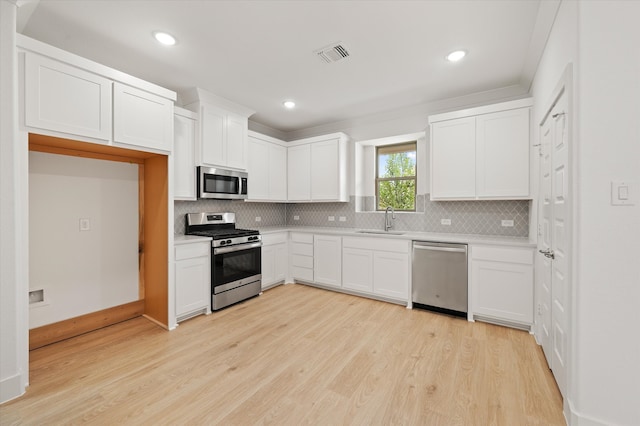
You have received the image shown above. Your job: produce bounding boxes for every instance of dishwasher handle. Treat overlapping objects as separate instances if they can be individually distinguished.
[413,244,467,253]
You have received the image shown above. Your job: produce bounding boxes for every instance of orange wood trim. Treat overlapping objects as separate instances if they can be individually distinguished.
[138,164,145,300]
[142,155,168,327]
[29,143,145,164]
[29,300,145,350]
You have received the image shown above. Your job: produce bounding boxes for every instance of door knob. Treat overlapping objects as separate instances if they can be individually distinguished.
[539,248,555,259]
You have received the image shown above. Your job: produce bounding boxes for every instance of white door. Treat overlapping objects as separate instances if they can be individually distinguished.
[430,117,476,199]
[537,88,570,398]
[247,137,269,200]
[287,144,311,201]
[310,139,339,200]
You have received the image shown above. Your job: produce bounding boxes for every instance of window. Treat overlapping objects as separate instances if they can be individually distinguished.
[376,142,416,211]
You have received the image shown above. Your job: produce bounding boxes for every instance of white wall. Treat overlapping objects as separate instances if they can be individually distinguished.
[28,152,140,328]
[532,1,640,424]
[572,1,640,424]
[0,0,29,403]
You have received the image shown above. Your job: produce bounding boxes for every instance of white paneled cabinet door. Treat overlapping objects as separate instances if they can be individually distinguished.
[174,109,197,200]
[373,251,409,299]
[274,243,287,283]
[24,53,112,142]
[113,83,173,152]
[269,143,287,200]
[175,257,209,318]
[287,144,311,201]
[313,235,342,287]
[310,139,339,200]
[226,113,248,170]
[476,108,530,198]
[247,137,270,200]
[342,248,374,293]
[430,117,476,199]
[261,245,276,289]
[200,104,226,167]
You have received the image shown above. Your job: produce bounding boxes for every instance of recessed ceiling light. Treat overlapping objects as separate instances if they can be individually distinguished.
[283,100,296,109]
[153,31,176,46]
[446,50,466,62]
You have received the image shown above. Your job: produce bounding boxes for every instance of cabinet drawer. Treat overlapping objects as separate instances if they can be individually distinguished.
[291,254,313,269]
[175,242,210,261]
[262,232,287,246]
[291,242,313,256]
[471,245,533,265]
[292,266,313,282]
[343,236,409,254]
[291,232,313,244]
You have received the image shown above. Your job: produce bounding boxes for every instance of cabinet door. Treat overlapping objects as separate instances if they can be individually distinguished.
[373,251,409,300]
[313,235,342,287]
[113,83,173,152]
[226,113,248,170]
[471,259,533,325]
[342,248,373,293]
[200,104,226,166]
[269,144,288,201]
[430,117,476,199]
[311,139,339,200]
[274,243,288,283]
[247,137,270,200]
[24,53,112,142]
[261,245,276,288]
[174,112,197,200]
[287,144,311,201]
[476,108,530,198]
[175,256,210,317]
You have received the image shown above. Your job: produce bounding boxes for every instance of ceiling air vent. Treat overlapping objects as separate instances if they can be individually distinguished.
[315,42,350,64]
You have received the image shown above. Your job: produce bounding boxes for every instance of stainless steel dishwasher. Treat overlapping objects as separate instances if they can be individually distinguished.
[412,241,468,317]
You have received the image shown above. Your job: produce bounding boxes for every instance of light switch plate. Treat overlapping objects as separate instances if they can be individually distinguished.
[79,218,91,231]
[501,219,514,227]
[611,181,635,206]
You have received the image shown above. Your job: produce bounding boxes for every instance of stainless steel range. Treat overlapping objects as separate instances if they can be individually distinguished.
[185,212,262,311]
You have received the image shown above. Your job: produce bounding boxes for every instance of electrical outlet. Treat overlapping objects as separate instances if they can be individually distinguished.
[328,216,335,221]
[441,219,451,226]
[501,219,514,227]
[29,289,44,304]
[339,216,347,222]
[293,215,300,221]
[79,218,91,231]
[537,303,542,316]
[255,216,262,222]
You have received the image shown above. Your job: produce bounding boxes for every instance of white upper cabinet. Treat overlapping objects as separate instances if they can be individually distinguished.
[287,144,312,201]
[181,88,254,171]
[430,117,476,199]
[429,98,532,200]
[247,131,287,202]
[173,107,198,200]
[113,83,173,152]
[24,53,112,142]
[20,35,176,153]
[287,133,349,202]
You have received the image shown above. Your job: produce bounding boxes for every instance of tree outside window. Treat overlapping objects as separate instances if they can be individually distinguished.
[376,142,416,211]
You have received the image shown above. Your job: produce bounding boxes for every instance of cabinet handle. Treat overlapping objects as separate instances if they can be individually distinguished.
[413,245,466,253]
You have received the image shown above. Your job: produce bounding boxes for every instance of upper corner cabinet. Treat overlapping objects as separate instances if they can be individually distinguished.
[429,98,532,201]
[181,88,255,171]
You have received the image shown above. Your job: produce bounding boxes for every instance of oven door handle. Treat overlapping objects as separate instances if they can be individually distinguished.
[214,242,262,255]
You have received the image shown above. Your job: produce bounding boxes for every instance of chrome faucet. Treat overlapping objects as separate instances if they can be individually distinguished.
[384,206,395,231]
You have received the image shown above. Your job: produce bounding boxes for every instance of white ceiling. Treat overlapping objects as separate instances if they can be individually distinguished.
[18,0,553,134]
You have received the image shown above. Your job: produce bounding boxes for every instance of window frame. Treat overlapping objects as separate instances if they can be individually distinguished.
[375,141,417,212]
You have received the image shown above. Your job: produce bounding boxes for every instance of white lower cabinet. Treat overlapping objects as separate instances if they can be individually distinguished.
[342,248,374,293]
[313,235,342,287]
[342,237,410,302]
[470,244,534,327]
[261,232,288,289]
[175,241,211,322]
[290,232,314,282]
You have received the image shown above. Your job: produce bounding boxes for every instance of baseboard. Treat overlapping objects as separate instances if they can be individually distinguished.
[29,300,145,350]
[566,398,610,426]
[0,372,26,404]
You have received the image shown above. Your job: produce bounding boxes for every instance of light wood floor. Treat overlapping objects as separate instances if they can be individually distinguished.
[1,284,565,425]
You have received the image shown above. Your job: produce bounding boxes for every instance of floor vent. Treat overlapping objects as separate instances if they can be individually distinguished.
[315,42,350,63]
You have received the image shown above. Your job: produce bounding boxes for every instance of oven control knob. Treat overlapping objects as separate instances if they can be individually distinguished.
[220,240,226,245]
[226,239,232,244]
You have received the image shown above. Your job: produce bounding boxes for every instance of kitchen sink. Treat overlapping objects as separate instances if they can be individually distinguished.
[356,229,405,235]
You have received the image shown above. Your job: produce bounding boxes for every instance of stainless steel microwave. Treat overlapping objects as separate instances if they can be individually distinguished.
[197,167,248,200]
